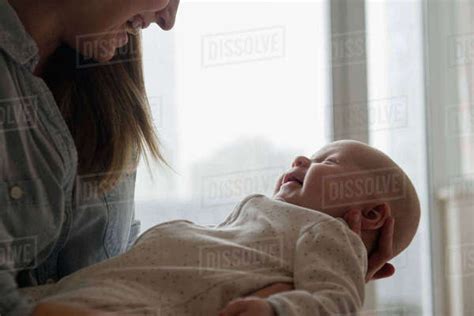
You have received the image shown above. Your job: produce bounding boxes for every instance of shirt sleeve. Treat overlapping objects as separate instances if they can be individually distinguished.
[0,53,70,315]
[267,219,368,316]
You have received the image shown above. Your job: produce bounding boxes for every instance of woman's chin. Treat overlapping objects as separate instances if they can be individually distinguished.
[92,51,116,63]
[92,42,129,63]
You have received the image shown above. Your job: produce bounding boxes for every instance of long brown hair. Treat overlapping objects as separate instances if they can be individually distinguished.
[43,33,164,193]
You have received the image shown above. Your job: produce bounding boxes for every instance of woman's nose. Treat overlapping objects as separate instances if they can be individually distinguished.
[156,11,173,30]
[292,156,310,168]
[156,0,179,30]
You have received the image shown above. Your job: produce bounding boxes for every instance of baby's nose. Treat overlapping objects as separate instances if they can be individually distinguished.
[292,156,310,168]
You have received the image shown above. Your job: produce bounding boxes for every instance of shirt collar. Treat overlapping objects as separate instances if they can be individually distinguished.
[0,0,40,72]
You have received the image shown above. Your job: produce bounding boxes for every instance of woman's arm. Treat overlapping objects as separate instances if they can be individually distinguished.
[32,303,109,316]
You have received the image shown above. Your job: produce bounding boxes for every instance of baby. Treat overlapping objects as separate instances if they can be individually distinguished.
[24,140,420,316]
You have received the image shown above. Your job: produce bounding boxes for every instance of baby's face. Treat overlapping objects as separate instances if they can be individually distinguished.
[274,142,367,216]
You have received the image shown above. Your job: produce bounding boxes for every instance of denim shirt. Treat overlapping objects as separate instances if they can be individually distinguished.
[0,1,140,315]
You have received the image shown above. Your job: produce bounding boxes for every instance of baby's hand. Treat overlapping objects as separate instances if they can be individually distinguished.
[219,297,275,316]
[344,208,396,282]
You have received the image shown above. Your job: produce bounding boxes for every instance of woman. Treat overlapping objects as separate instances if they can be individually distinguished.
[0,1,178,315]
[0,0,395,315]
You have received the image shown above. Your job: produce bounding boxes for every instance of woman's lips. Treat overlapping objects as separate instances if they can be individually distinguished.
[116,31,129,47]
[125,22,140,35]
[125,15,145,34]
[128,15,145,28]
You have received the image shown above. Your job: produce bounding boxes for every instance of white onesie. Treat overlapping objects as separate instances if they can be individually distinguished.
[24,194,368,316]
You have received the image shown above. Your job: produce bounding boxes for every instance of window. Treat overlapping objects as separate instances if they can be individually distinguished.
[366,0,432,314]
[136,0,330,231]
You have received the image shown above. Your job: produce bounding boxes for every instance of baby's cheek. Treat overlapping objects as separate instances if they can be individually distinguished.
[307,172,326,191]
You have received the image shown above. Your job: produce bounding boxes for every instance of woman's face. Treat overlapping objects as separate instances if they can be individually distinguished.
[61,0,180,62]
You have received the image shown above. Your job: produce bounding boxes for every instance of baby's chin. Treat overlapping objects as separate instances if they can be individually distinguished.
[272,194,288,203]
[273,192,306,208]
[273,193,328,215]
[272,189,291,202]
[272,194,298,208]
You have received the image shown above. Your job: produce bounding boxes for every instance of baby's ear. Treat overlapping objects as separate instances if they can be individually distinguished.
[361,203,391,231]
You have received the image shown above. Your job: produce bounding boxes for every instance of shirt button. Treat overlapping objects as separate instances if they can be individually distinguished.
[9,186,24,200]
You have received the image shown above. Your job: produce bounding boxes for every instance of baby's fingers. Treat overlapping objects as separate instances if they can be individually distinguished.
[343,209,362,236]
[372,262,395,280]
[219,299,248,316]
[370,216,395,263]
[366,216,395,281]
[219,298,273,316]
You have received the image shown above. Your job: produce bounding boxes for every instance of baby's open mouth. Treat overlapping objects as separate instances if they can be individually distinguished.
[282,174,304,186]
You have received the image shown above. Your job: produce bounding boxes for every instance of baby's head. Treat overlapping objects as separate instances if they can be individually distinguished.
[273,140,420,258]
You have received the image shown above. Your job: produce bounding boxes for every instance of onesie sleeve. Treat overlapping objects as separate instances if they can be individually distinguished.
[267,219,368,316]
